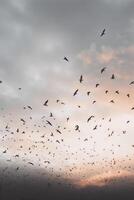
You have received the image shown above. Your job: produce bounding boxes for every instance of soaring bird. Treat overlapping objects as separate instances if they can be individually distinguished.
[44,100,48,106]
[20,118,25,124]
[27,105,32,110]
[127,94,130,98]
[67,117,69,122]
[87,91,90,96]
[115,90,119,94]
[101,67,106,74]
[46,120,52,126]
[73,89,79,96]
[64,57,69,62]
[28,162,34,165]
[56,129,62,134]
[111,74,115,79]
[129,81,134,85]
[93,125,97,130]
[79,75,83,83]
[100,29,106,37]
[96,83,100,88]
[87,116,94,122]
[92,100,96,104]
[105,90,108,94]
[110,100,115,103]
[75,125,79,131]
[50,112,53,117]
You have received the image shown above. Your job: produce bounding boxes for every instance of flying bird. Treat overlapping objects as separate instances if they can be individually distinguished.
[115,90,119,94]
[110,100,115,103]
[105,90,108,94]
[44,100,48,106]
[75,125,79,131]
[46,120,52,126]
[64,57,69,62]
[79,75,83,83]
[92,100,96,104]
[101,67,106,74]
[100,29,106,37]
[27,106,32,110]
[96,83,100,88]
[87,91,90,96]
[50,112,53,117]
[87,116,94,122]
[28,162,34,165]
[111,74,115,79]
[73,89,79,96]
[129,81,134,85]
[20,118,25,124]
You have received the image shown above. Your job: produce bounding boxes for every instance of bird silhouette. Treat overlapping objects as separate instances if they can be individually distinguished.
[101,67,106,73]
[79,75,83,83]
[100,29,106,37]
[44,100,48,106]
[129,81,134,85]
[64,57,69,62]
[111,74,115,79]
[73,89,79,96]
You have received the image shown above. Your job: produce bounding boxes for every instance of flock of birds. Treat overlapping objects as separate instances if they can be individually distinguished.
[0,28,134,188]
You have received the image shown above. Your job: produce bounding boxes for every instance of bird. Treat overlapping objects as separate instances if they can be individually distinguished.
[87,116,94,122]
[105,90,108,94]
[100,29,106,37]
[28,162,34,165]
[127,94,130,98]
[93,125,97,130]
[129,81,134,85]
[16,128,19,133]
[46,120,52,126]
[0,80,2,83]
[56,129,62,134]
[110,100,115,103]
[64,57,69,62]
[27,106,32,110]
[101,67,106,74]
[20,118,25,124]
[44,100,48,106]
[73,89,79,96]
[67,117,69,122]
[115,90,119,94]
[111,74,115,79]
[96,83,100,88]
[79,75,83,83]
[92,100,96,104]
[75,125,79,131]
[87,91,90,96]
[50,112,53,117]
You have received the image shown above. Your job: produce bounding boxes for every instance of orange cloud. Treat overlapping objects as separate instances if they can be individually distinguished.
[97,50,116,64]
[74,170,134,188]
[78,52,92,65]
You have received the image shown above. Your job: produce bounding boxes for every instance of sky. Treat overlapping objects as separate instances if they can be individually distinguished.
[0,0,134,196]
